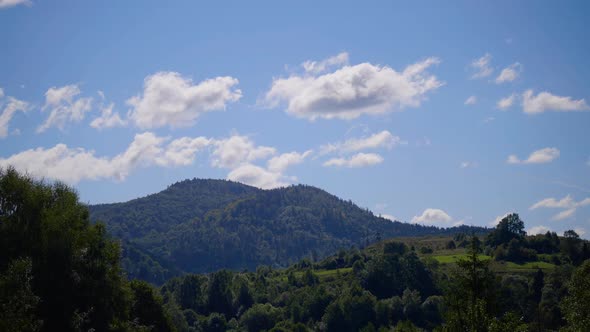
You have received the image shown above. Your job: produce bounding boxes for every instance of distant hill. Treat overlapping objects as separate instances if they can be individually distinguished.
[89,179,488,283]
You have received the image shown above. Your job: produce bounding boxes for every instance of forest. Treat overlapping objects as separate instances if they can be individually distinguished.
[1,168,589,331]
[89,179,487,284]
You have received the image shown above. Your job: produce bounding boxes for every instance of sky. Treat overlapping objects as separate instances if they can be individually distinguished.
[1,1,589,237]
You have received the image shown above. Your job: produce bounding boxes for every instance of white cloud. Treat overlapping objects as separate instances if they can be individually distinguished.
[380,214,398,222]
[522,90,589,114]
[0,132,213,184]
[460,161,478,169]
[157,136,211,167]
[411,208,452,225]
[0,0,31,9]
[484,116,495,123]
[530,194,590,221]
[507,147,560,164]
[0,97,29,138]
[0,88,4,98]
[210,135,276,169]
[38,85,93,133]
[469,53,493,79]
[320,130,404,155]
[495,63,522,84]
[323,153,383,168]
[464,96,477,105]
[497,94,516,110]
[575,228,586,237]
[264,54,443,120]
[90,103,127,129]
[528,225,551,235]
[267,150,312,173]
[127,71,241,129]
[227,164,288,189]
[302,52,349,75]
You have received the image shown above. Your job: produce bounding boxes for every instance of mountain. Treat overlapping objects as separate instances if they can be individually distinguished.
[89,179,488,283]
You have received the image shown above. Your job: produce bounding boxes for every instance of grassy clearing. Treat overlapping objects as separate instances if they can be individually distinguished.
[431,254,492,264]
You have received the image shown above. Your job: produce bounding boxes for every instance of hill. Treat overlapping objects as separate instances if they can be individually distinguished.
[89,179,488,283]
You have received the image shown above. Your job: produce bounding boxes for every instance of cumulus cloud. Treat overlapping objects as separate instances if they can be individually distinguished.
[264,54,443,120]
[0,96,29,138]
[320,130,404,155]
[497,94,516,110]
[0,0,31,9]
[530,194,590,221]
[507,147,560,164]
[464,96,477,105]
[0,132,212,184]
[210,135,276,169]
[469,53,493,79]
[522,90,589,114]
[227,164,289,189]
[267,150,312,172]
[495,63,522,84]
[379,214,398,222]
[411,208,452,225]
[127,71,242,129]
[302,52,349,75]
[528,225,551,235]
[90,103,127,129]
[38,85,93,133]
[323,153,383,168]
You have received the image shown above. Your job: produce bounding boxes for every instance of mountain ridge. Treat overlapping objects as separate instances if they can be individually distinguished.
[89,178,489,283]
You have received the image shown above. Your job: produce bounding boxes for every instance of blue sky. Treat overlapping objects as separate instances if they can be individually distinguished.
[1,1,589,237]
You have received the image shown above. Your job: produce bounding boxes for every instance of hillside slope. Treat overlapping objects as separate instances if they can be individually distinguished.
[89,179,488,283]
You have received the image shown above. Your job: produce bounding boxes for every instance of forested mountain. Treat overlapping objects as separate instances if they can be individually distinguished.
[89,179,488,283]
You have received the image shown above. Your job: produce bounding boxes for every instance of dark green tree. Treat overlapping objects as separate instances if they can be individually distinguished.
[560,260,590,331]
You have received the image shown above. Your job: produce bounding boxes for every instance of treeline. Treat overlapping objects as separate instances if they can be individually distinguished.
[154,226,590,332]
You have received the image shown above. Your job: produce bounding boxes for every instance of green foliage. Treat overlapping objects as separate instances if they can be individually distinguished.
[129,280,174,332]
[0,167,174,332]
[239,303,282,331]
[0,258,41,332]
[560,260,590,330]
[486,213,525,247]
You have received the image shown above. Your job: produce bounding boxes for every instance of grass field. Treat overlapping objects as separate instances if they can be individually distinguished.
[431,254,492,264]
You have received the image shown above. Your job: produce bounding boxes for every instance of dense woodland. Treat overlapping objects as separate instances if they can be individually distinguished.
[89,179,486,284]
[1,168,589,331]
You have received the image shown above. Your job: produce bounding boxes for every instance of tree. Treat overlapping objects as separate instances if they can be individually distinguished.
[0,167,133,331]
[207,270,234,316]
[129,280,174,332]
[560,260,590,330]
[486,213,525,247]
[443,236,496,331]
[239,303,282,331]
